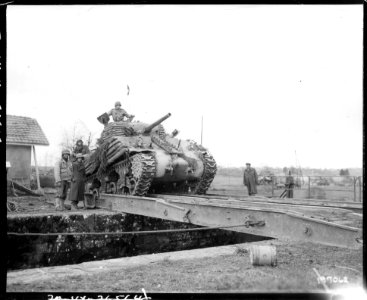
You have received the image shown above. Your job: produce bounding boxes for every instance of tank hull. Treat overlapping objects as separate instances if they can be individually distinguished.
[85,116,216,195]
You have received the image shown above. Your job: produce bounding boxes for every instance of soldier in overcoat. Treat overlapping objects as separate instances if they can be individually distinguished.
[243,163,259,196]
[285,171,295,198]
[70,153,87,210]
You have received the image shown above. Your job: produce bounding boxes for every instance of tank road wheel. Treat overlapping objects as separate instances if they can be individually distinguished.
[130,153,156,196]
[192,152,217,195]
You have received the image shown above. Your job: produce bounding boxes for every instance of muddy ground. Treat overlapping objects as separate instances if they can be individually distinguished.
[7,239,363,293]
[7,190,91,215]
[6,193,364,293]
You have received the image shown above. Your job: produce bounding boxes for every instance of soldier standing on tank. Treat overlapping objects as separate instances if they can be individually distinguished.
[70,153,87,210]
[243,163,259,196]
[107,101,135,122]
[285,171,295,198]
[54,149,73,211]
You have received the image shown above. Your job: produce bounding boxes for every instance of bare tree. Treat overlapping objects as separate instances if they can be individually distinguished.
[59,120,97,153]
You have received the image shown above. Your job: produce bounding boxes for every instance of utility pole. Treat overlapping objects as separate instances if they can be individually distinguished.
[295,150,304,185]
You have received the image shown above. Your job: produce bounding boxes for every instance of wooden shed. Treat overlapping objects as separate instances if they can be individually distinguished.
[6,115,49,189]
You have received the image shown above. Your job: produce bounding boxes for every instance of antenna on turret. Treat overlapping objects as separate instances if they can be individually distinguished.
[201,115,203,145]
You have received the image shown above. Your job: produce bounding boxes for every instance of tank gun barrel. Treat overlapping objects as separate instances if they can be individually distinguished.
[144,113,171,133]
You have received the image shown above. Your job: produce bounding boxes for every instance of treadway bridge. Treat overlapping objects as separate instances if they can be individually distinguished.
[93,193,362,249]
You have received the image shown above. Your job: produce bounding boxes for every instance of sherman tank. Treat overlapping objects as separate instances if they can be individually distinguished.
[84,113,217,197]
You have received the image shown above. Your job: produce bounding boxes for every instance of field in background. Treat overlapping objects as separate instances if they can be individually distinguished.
[209,174,363,202]
[28,167,363,202]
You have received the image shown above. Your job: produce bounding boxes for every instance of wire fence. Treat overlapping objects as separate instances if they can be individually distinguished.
[269,175,363,202]
[211,175,363,202]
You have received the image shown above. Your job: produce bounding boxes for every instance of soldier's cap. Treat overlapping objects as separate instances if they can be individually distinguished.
[62,149,71,155]
[76,153,84,159]
[246,163,251,165]
[76,139,83,145]
[115,101,122,107]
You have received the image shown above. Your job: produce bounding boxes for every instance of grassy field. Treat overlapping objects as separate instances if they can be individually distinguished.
[209,175,363,202]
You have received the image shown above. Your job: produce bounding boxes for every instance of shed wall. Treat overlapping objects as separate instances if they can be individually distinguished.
[6,145,32,186]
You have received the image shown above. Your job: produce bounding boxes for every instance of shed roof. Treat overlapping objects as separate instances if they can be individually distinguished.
[6,115,49,146]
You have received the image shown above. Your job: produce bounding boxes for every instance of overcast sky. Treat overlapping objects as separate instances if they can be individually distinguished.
[7,5,363,169]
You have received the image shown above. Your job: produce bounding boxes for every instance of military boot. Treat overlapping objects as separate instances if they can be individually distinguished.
[71,201,79,210]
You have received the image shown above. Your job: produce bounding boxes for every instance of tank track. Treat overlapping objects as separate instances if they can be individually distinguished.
[86,152,156,196]
[191,151,217,194]
[130,153,157,196]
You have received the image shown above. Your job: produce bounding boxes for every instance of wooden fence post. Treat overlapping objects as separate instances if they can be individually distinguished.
[308,176,311,199]
[32,145,41,191]
[353,177,356,202]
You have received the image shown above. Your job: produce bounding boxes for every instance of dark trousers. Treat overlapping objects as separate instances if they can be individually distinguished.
[56,180,70,200]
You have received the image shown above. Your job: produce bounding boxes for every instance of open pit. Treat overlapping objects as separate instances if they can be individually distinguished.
[7,209,271,270]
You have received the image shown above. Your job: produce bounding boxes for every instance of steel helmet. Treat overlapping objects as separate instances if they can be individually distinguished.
[115,101,122,107]
[62,149,70,155]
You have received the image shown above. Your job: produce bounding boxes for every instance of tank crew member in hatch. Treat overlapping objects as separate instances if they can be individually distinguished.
[107,101,135,122]
[243,162,259,196]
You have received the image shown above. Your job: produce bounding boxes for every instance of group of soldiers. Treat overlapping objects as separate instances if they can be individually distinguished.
[54,102,133,211]
[243,163,294,198]
[54,140,90,211]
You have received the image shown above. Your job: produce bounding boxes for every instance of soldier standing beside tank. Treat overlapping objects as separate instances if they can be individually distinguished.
[285,171,295,198]
[71,139,90,162]
[107,101,135,122]
[54,149,73,211]
[70,153,87,210]
[243,163,259,196]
